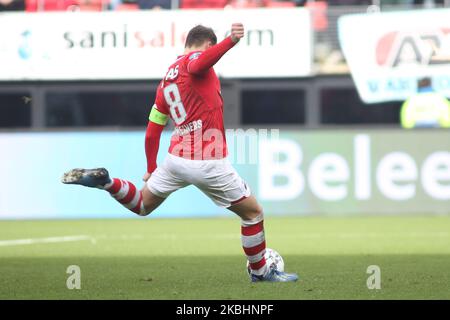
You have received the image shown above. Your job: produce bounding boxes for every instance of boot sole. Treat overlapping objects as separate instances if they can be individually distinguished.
[61,168,108,184]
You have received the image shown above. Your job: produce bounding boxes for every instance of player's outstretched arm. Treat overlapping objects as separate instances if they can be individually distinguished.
[188,23,245,75]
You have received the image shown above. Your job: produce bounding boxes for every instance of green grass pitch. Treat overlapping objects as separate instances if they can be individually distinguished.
[0,216,449,299]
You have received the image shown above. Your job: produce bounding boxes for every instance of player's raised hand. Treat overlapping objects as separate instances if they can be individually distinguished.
[230,23,245,43]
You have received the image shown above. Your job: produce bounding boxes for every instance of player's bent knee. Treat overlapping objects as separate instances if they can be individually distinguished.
[241,206,264,223]
[140,185,166,216]
[255,204,263,217]
[246,205,263,221]
[139,203,159,217]
[137,206,150,217]
[229,195,264,222]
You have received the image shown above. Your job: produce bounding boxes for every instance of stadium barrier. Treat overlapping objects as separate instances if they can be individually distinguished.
[0,129,449,219]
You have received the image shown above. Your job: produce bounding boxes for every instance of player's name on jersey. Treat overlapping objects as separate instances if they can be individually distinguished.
[174,119,203,136]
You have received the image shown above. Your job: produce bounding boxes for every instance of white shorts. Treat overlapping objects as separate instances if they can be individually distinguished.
[147,154,251,207]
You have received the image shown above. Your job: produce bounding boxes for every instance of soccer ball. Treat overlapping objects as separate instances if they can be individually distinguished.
[246,248,284,275]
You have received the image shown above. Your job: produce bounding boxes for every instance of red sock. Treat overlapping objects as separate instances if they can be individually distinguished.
[241,218,267,276]
[105,178,144,215]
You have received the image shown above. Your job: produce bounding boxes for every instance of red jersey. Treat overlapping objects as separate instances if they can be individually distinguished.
[153,37,236,160]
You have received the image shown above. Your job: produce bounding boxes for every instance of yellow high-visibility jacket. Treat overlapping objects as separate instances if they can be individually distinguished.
[401,91,450,129]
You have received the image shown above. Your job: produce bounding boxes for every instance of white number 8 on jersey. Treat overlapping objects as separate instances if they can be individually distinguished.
[163,83,187,125]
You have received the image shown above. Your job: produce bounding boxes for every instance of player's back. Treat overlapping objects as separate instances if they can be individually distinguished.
[155,52,227,160]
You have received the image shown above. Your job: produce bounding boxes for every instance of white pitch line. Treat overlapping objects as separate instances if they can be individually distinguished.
[0,235,93,247]
[117,232,450,240]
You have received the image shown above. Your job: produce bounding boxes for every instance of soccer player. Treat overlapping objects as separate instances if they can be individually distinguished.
[62,23,298,283]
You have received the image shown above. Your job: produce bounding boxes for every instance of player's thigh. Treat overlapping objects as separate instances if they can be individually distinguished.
[228,194,263,221]
[141,158,188,214]
[141,185,166,213]
[196,159,251,208]
[147,156,189,199]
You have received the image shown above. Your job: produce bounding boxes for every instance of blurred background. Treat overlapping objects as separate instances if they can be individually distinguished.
[0,0,449,219]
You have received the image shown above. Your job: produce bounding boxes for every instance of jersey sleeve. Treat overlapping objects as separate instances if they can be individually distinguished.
[187,36,236,75]
[145,120,164,173]
[145,83,168,173]
[149,82,170,125]
[155,82,169,114]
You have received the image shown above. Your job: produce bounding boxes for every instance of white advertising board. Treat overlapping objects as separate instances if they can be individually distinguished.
[0,8,312,80]
[339,9,450,103]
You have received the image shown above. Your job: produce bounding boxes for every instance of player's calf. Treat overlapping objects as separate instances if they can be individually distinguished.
[62,168,162,216]
[241,213,268,276]
[228,196,268,276]
[103,178,164,216]
[105,178,146,215]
